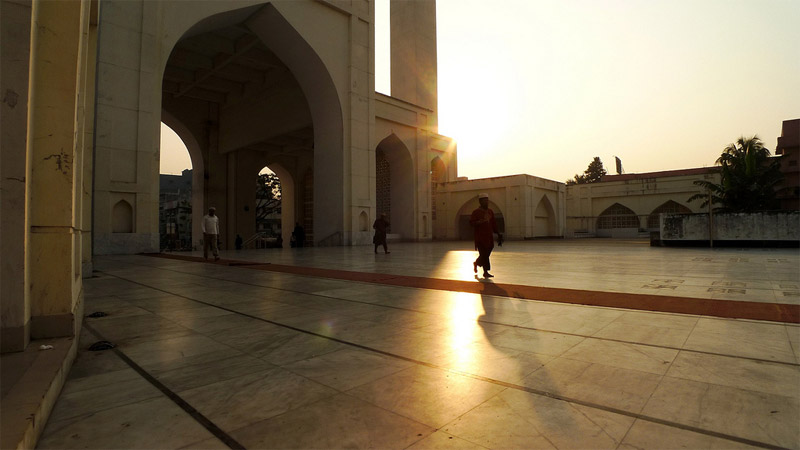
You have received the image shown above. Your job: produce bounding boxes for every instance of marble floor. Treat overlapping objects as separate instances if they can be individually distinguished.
[37,240,800,449]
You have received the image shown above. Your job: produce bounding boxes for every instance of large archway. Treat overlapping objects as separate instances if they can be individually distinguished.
[159,3,343,250]
[375,134,415,240]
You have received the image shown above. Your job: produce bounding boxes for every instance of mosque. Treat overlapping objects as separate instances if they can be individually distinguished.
[1,1,797,446]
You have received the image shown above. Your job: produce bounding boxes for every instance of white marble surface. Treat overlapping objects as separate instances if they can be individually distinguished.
[37,241,800,449]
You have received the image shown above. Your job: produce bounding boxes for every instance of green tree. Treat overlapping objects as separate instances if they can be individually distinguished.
[256,172,282,222]
[566,157,607,185]
[688,135,783,212]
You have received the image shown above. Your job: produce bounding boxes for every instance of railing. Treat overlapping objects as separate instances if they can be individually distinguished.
[242,232,279,249]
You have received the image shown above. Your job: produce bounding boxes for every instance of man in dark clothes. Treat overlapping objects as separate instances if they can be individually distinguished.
[293,222,305,248]
[373,213,390,254]
[470,193,502,278]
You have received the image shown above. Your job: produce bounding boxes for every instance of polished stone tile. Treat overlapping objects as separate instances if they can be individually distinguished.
[443,388,635,449]
[38,397,216,450]
[67,345,131,380]
[560,338,678,375]
[121,333,232,368]
[152,353,275,392]
[592,320,693,347]
[362,329,468,364]
[618,419,759,449]
[346,365,505,428]
[666,351,800,397]
[284,347,412,391]
[439,341,552,383]
[47,375,163,423]
[230,393,434,449]
[177,436,230,449]
[178,367,339,431]
[520,357,662,413]
[683,318,797,363]
[642,376,800,448]
[406,431,488,449]
[485,327,585,357]
[155,305,235,324]
[246,329,351,365]
[521,307,623,335]
[87,314,196,345]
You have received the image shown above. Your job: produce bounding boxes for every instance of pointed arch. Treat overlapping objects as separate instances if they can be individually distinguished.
[534,195,557,237]
[647,200,692,229]
[376,133,414,239]
[455,197,505,240]
[597,203,639,229]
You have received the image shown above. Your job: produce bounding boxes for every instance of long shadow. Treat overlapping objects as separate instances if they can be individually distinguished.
[473,279,597,447]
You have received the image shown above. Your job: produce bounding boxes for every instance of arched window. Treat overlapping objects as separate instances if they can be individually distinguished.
[112,200,133,233]
[597,203,639,229]
[647,201,691,229]
[359,211,368,231]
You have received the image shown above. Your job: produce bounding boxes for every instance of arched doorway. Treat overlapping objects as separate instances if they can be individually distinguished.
[158,122,194,251]
[159,3,342,250]
[455,198,505,240]
[375,134,414,239]
[534,195,557,237]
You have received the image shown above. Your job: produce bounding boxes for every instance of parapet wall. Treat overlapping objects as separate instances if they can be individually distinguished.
[660,212,800,245]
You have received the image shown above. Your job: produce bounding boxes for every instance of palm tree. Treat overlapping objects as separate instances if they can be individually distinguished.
[689,135,783,212]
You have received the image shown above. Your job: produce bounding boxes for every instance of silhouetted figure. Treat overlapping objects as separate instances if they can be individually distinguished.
[293,222,305,248]
[202,207,220,261]
[373,213,390,254]
[470,193,502,278]
[235,234,243,250]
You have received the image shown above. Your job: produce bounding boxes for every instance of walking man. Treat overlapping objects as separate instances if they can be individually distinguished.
[202,206,220,261]
[372,213,390,254]
[470,193,502,278]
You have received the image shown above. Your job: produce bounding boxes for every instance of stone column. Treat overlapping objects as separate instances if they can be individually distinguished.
[26,0,91,339]
[1,0,32,352]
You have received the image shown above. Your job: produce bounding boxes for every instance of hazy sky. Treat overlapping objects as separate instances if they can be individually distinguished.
[162,0,800,183]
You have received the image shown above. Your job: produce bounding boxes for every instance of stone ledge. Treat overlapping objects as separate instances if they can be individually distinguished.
[0,336,77,450]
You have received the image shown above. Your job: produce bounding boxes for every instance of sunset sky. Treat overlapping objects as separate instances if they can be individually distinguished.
[162,0,800,183]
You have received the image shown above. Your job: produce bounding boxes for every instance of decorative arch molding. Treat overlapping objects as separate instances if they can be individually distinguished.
[597,203,639,229]
[647,200,692,229]
[376,133,414,239]
[246,5,344,245]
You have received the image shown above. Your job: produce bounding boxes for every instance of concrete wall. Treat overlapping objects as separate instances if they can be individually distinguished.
[661,211,800,244]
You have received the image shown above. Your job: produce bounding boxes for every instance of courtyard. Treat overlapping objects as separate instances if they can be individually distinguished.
[27,240,800,448]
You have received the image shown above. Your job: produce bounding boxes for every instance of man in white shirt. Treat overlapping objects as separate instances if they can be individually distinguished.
[202,207,220,261]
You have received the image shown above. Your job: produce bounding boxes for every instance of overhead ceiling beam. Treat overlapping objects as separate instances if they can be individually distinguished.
[175,33,260,99]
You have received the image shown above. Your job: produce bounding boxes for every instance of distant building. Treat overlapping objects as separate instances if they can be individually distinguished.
[159,169,192,250]
[566,168,719,238]
[776,119,800,211]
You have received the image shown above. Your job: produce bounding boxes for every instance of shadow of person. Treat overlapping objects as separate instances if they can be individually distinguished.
[470,280,598,448]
